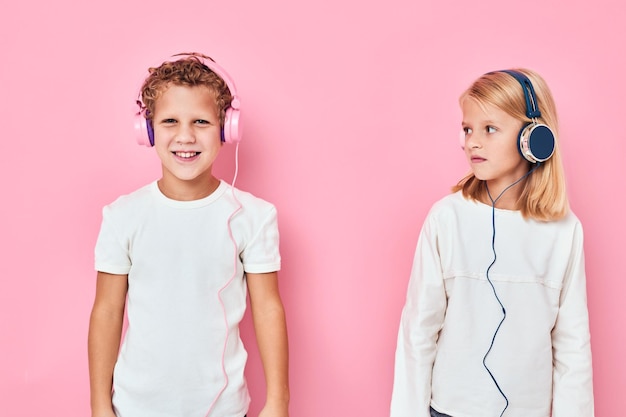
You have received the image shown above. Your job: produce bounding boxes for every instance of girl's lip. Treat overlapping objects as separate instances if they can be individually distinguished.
[471,156,486,163]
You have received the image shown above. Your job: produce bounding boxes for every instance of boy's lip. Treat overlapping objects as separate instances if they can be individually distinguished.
[172,151,201,159]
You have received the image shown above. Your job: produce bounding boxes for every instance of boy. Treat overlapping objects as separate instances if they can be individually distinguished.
[88,53,289,417]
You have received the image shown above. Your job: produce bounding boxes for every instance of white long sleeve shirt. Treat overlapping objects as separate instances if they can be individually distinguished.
[390,192,594,417]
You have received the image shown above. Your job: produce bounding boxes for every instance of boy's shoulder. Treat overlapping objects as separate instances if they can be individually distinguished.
[105,182,156,211]
[227,184,278,219]
[102,181,277,221]
[229,184,273,206]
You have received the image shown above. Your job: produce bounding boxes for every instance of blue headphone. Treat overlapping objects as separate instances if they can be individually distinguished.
[499,70,555,163]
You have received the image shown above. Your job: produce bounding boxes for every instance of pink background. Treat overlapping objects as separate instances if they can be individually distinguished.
[1,0,624,415]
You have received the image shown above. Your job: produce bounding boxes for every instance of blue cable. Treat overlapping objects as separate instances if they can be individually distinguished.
[483,163,540,417]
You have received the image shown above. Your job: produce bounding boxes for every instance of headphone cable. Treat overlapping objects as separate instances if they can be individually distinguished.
[205,143,243,417]
[483,163,540,417]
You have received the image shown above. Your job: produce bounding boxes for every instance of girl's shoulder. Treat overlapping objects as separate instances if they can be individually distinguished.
[427,192,583,241]
[428,191,478,218]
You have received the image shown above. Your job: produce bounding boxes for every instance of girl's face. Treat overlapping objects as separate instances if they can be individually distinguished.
[461,97,528,197]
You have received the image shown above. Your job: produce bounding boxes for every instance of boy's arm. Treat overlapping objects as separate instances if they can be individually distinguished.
[88,271,128,417]
[247,271,290,417]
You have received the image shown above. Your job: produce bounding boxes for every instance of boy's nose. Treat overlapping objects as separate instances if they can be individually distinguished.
[175,126,196,144]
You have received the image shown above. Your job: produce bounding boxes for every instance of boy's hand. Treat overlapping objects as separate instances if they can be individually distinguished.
[258,401,289,417]
[91,408,117,417]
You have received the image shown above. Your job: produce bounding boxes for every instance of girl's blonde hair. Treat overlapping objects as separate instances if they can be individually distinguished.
[453,69,569,221]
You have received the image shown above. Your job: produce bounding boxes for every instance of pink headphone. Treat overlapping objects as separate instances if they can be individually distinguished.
[134,54,242,146]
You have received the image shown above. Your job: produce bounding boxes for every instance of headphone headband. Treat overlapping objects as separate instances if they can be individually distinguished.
[499,70,541,119]
[491,69,555,163]
[168,54,241,110]
[134,53,242,146]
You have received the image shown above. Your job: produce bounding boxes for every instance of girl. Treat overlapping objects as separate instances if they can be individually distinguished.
[390,69,594,417]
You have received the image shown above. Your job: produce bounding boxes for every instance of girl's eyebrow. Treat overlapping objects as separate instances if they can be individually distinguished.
[461,119,498,125]
[465,119,500,126]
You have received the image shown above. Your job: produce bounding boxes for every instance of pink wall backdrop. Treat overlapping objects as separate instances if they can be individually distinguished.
[1,0,624,415]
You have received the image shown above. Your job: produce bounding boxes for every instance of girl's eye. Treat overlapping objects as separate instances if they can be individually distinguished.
[162,119,176,124]
[462,127,472,135]
[486,126,497,133]
[195,119,210,125]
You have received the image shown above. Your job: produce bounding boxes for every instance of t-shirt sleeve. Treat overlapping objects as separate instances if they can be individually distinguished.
[94,205,131,275]
[241,205,281,274]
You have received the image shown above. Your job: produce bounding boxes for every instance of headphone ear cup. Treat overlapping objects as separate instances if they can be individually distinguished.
[518,123,555,163]
[134,108,154,147]
[222,106,242,144]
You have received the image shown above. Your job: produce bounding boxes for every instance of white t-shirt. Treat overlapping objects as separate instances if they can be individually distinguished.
[95,180,281,417]
[391,192,594,417]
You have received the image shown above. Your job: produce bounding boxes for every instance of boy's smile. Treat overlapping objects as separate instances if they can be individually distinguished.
[173,151,200,159]
[152,84,222,200]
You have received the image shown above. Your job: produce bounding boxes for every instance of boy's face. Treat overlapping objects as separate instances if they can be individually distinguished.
[152,84,222,194]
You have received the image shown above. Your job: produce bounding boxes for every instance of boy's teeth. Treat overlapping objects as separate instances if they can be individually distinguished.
[176,152,197,158]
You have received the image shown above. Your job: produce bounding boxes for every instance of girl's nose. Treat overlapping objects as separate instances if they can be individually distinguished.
[466,132,482,149]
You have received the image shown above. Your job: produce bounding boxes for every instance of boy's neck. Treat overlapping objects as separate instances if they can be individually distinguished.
[157,175,221,201]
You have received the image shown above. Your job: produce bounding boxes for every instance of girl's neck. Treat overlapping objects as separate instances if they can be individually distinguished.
[481,179,525,211]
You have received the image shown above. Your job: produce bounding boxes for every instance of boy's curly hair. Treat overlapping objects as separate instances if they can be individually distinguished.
[140,52,233,126]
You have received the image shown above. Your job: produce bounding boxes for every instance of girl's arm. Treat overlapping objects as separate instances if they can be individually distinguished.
[391,215,447,417]
[551,222,594,416]
[88,272,128,417]
[247,271,290,417]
